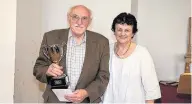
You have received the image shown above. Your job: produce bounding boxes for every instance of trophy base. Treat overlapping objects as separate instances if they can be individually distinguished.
[48,75,69,89]
[177,73,191,94]
[51,85,69,89]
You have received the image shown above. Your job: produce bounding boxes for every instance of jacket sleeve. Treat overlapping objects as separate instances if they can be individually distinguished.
[33,33,51,83]
[85,39,110,102]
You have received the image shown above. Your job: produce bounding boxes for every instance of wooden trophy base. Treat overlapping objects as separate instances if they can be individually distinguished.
[177,73,191,94]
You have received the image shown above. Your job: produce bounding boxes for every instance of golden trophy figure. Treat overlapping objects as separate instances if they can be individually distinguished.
[42,43,70,89]
[177,17,191,94]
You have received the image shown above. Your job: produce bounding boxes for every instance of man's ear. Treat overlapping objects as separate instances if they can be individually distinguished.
[88,18,92,26]
[67,13,70,25]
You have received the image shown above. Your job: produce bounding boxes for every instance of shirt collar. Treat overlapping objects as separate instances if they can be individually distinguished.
[68,29,86,43]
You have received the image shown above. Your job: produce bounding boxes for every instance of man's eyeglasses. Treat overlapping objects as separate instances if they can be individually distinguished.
[70,14,90,23]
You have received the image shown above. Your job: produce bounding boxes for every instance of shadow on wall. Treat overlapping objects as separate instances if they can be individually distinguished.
[174,53,185,81]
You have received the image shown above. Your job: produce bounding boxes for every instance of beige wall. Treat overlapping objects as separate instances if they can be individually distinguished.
[0,0,16,102]
[136,0,191,81]
[14,0,42,102]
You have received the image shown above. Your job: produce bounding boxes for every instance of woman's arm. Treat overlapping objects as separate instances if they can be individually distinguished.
[146,100,154,104]
[140,47,161,101]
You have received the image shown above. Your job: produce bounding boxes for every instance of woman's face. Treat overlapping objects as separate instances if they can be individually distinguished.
[114,24,134,44]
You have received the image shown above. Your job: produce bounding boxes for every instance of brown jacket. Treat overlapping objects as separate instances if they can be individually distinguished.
[33,28,110,103]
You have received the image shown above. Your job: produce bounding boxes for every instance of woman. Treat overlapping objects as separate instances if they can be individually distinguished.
[103,13,161,103]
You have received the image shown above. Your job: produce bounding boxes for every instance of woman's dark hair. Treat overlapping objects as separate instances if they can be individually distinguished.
[111,12,138,34]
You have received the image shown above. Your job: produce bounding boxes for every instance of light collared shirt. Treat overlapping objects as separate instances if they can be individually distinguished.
[66,30,86,90]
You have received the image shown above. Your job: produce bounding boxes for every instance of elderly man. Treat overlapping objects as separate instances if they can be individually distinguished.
[33,5,109,103]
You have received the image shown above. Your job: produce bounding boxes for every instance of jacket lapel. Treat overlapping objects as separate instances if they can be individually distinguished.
[76,31,97,87]
[59,28,69,74]
[58,29,97,87]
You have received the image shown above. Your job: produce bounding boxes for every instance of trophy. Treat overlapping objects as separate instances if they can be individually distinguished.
[42,43,70,89]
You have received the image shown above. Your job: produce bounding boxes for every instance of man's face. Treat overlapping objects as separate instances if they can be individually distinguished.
[68,7,91,36]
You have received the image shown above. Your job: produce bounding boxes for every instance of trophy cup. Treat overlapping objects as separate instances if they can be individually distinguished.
[42,43,70,89]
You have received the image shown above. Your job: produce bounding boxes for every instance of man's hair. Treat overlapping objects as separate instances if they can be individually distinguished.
[67,5,92,18]
[111,12,138,34]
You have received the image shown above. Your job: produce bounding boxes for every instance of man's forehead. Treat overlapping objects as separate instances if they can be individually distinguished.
[71,7,90,17]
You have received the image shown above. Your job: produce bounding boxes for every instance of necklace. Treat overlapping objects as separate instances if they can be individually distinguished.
[114,42,132,58]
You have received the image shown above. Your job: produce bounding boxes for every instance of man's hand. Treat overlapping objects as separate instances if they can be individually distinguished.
[46,63,63,77]
[64,89,88,103]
